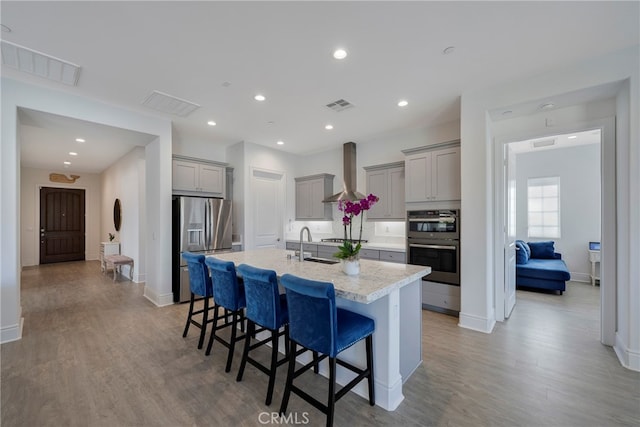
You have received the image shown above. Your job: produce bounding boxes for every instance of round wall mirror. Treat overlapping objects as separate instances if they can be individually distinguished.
[113,199,122,231]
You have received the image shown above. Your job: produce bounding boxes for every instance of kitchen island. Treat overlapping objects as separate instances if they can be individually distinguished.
[212,248,430,411]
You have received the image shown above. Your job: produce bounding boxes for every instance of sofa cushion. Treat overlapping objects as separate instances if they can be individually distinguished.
[527,241,556,259]
[516,258,571,281]
[515,241,528,264]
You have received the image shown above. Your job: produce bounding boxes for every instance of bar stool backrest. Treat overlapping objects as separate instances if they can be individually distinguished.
[237,264,283,330]
[205,257,242,310]
[281,274,338,357]
[182,252,212,297]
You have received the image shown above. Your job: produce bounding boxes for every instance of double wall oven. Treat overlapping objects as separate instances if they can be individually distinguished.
[407,209,460,286]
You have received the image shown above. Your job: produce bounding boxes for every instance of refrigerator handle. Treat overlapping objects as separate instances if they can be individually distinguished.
[204,199,210,250]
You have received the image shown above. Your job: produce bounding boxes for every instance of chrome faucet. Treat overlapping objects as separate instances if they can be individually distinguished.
[299,226,312,262]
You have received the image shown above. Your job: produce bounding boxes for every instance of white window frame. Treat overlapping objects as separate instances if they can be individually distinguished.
[527,176,560,238]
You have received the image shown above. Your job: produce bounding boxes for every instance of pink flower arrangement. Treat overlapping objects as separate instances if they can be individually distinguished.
[334,194,379,260]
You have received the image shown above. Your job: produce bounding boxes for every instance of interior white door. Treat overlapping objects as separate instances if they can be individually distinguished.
[251,168,284,249]
[504,144,517,318]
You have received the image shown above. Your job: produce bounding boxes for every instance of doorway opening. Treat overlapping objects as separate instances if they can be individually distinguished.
[39,187,86,264]
[495,117,616,346]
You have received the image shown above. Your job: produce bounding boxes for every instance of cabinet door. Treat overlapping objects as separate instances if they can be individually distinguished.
[199,164,224,195]
[405,153,432,202]
[432,146,461,201]
[309,179,327,219]
[173,160,199,192]
[366,169,388,219]
[295,181,312,219]
[388,166,405,219]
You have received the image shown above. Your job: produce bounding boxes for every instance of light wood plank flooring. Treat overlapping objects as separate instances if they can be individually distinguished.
[2,261,638,426]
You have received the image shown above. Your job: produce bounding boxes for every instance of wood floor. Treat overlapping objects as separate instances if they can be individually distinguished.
[2,261,638,426]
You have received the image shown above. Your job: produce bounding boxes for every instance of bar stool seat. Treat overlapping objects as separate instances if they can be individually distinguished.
[279,274,375,427]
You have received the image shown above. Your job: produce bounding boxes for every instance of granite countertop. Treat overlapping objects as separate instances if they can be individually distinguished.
[212,248,429,304]
[286,239,406,252]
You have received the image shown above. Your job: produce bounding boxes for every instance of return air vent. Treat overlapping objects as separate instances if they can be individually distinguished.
[1,40,81,86]
[532,138,556,148]
[326,99,354,112]
[142,90,200,117]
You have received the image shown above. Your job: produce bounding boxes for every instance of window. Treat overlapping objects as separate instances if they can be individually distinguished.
[527,176,560,238]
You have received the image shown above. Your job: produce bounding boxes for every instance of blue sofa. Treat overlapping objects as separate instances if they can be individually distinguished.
[515,240,570,294]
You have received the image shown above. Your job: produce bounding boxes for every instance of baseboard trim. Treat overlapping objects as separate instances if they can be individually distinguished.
[570,273,591,283]
[614,332,640,372]
[143,285,174,307]
[1,317,23,344]
[458,311,496,334]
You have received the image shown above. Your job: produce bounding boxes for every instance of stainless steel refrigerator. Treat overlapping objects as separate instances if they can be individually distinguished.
[172,196,232,302]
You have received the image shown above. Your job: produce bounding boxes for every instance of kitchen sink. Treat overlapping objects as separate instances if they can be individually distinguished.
[303,257,339,265]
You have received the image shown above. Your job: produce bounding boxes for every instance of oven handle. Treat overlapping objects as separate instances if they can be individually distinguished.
[409,243,457,250]
[408,218,455,223]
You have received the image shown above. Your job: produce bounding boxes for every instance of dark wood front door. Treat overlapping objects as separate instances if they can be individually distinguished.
[40,187,86,264]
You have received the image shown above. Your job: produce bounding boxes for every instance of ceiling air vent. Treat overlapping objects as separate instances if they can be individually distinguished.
[326,99,354,112]
[1,40,81,86]
[142,90,200,117]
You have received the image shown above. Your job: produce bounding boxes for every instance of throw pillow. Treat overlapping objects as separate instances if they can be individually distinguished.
[515,241,528,264]
[527,241,555,259]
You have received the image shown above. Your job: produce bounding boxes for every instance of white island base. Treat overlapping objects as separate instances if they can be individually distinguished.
[213,248,429,411]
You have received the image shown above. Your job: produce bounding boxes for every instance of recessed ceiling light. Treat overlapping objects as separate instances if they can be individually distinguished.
[397,100,408,107]
[207,120,216,126]
[442,46,455,55]
[276,141,284,145]
[75,138,85,143]
[325,124,334,130]
[539,103,555,110]
[567,135,577,139]
[63,161,71,165]
[69,152,78,156]
[254,94,266,101]
[333,48,348,60]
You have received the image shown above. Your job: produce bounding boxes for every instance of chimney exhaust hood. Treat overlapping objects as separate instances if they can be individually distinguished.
[323,142,366,203]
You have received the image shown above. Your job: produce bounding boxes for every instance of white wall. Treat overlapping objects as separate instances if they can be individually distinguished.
[460,45,639,371]
[101,146,146,282]
[1,78,173,343]
[515,143,601,282]
[172,137,227,163]
[20,168,102,266]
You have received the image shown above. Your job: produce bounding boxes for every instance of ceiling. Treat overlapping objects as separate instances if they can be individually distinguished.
[2,1,638,173]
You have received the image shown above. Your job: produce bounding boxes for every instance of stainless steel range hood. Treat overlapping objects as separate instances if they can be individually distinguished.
[323,142,366,203]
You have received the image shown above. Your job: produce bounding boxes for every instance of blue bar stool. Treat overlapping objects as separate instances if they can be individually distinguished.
[279,274,375,427]
[181,252,216,349]
[235,264,290,406]
[204,257,246,373]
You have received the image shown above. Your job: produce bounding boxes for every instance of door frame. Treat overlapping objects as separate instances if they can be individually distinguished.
[493,117,615,346]
[247,166,286,250]
[35,184,88,265]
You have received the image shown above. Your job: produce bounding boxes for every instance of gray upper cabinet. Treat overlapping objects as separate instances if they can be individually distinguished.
[403,143,460,202]
[295,174,334,220]
[364,162,405,220]
[172,156,226,197]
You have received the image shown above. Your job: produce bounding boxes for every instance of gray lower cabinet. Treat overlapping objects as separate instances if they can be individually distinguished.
[286,241,318,257]
[317,245,338,259]
[379,250,406,263]
[359,248,380,260]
